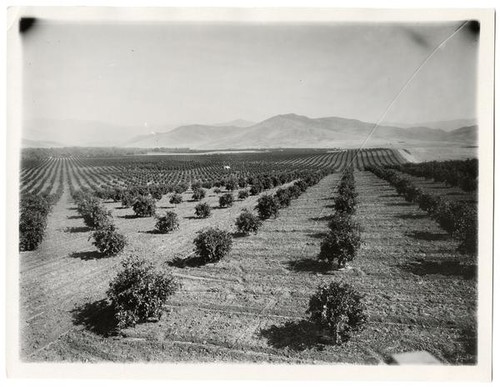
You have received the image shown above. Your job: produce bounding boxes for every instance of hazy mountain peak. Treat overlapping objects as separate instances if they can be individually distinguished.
[213,119,255,128]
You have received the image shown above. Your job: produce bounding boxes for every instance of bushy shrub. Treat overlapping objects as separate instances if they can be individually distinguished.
[255,194,280,220]
[238,177,248,188]
[191,188,206,201]
[76,194,101,216]
[238,190,249,200]
[107,256,178,329]
[91,224,126,256]
[327,212,360,235]
[121,192,135,208]
[194,202,211,218]
[334,194,357,214]
[306,282,367,345]
[19,210,47,251]
[235,209,262,235]
[169,193,183,205]
[418,193,440,213]
[225,178,238,191]
[287,185,302,199]
[201,181,213,189]
[82,204,113,229]
[219,193,234,208]
[274,188,291,208]
[318,226,361,268]
[250,182,263,196]
[191,180,202,191]
[193,228,232,263]
[19,194,52,251]
[173,183,189,194]
[294,180,308,192]
[403,185,422,203]
[155,212,179,234]
[149,187,163,201]
[133,195,156,217]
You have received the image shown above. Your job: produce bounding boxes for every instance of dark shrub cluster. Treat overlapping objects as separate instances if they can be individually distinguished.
[255,172,327,221]
[366,165,477,256]
[193,228,233,264]
[307,282,367,345]
[107,256,178,329]
[91,224,127,256]
[334,167,358,215]
[19,193,56,251]
[155,211,179,234]
[238,190,249,200]
[191,188,206,201]
[169,193,183,205]
[219,193,234,208]
[390,158,477,192]
[235,209,262,235]
[73,190,127,256]
[194,202,212,218]
[74,192,113,229]
[133,195,156,217]
[255,194,280,220]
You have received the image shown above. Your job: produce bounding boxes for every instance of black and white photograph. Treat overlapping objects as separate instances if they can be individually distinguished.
[6,6,494,381]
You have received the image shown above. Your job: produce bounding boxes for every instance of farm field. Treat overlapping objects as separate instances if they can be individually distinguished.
[19,148,408,195]
[20,163,476,363]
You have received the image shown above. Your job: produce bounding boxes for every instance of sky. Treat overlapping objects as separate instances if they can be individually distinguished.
[22,20,478,128]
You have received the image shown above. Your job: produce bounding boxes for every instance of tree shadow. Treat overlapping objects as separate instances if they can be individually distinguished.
[138,230,161,234]
[115,206,129,210]
[406,231,449,241]
[117,214,140,219]
[395,213,427,220]
[384,202,413,207]
[71,299,118,337]
[168,255,206,268]
[70,250,105,261]
[309,215,334,222]
[400,259,476,279]
[67,206,78,211]
[67,215,81,220]
[287,258,332,273]
[184,216,199,220]
[231,231,249,239]
[259,320,326,351]
[64,226,92,233]
[306,232,328,239]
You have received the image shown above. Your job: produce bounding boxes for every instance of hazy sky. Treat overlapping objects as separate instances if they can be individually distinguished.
[22,21,478,127]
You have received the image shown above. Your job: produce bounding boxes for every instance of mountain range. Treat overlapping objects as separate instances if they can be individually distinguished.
[22,114,477,149]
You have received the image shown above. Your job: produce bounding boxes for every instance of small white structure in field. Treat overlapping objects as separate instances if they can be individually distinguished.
[223,165,231,170]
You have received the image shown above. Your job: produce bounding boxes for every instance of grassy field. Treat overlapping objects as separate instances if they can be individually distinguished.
[20,170,476,363]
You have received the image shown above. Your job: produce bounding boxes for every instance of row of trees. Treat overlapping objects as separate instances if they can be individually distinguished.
[73,192,127,256]
[389,159,478,192]
[314,168,366,344]
[366,166,477,255]
[19,188,62,251]
[318,167,362,269]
